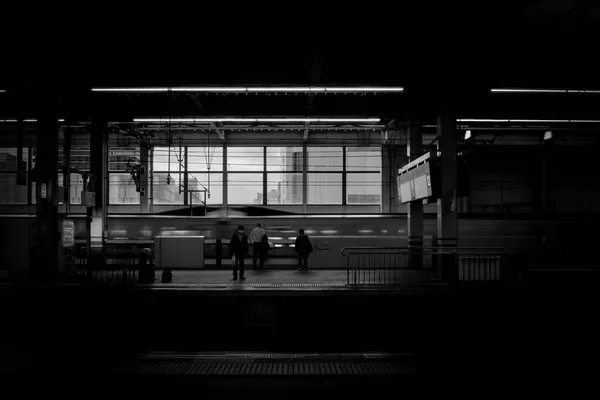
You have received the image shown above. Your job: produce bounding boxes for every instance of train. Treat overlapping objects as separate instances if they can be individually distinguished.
[1,213,592,269]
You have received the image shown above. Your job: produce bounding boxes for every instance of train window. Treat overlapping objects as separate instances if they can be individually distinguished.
[307,147,343,171]
[227,147,264,172]
[228,173,263,204]
[347,173,382,205]
[190,173,223,205]
[266,173,302,204]
[188,146,224,172]
[267,147,303,172]
[346,147,382,172]
[307,173,342,204]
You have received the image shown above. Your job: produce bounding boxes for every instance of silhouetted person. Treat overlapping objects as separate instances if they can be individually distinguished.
[249,222,266,270]
[230,225,248,280]
[294,229,313,271]
[138,247,154,283]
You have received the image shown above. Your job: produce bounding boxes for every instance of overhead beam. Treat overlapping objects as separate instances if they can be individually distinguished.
[209,123,226,141]
[304,122,309,141]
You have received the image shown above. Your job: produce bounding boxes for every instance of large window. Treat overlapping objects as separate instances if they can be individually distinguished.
[267,173,302,204]
[153,146,183,173]
[307,147,343,203]
[189,173,223,205]
[267,147,303,172]
[307,147,343,171]
[227,147,264,171]
[347,173,381,204]
[152,146,183,205]
[188,146,223,172]
[0,147,28,204]
[346,147,381,172]
[346,147,382,205]
[228,173,263,204]
[56,145,90,205]
[109,173,140,204]
[307,173,342,204]
[152,172,184,204]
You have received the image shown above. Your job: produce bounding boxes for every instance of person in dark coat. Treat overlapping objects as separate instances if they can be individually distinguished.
[230,225,249,280]
[294,228,313,271]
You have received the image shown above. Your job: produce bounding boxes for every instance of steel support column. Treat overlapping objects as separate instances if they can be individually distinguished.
[140,144,149,213]
[407,121,423,268]
[31,116,60,281]
[436,114,458,281]
[90,119,108,254]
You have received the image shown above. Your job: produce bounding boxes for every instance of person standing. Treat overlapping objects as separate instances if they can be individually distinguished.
[249,222,266,270]
[230,225,249,280]
[294,228,313,271]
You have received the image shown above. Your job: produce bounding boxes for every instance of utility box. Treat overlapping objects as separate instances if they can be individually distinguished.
[154,236,204,269]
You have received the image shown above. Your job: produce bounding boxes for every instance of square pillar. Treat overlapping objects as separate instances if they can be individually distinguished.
[436,114,458,280]
[30,116,60,281]
[89,119,108,254]
[140,144,149,213]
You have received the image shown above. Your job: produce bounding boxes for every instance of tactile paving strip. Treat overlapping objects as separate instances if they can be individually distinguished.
[131,361,412,375]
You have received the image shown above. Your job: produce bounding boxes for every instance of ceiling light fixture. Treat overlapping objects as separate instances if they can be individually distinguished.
[133,117,381,123]
[490,88,600,94]
[0,118,65,123]
[457,118,600,123]
[93,86,404,93]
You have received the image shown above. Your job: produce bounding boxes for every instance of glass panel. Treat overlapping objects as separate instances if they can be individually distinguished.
[267,173,302,204]
[227,147,264,171]
[153,146,184,172]
[109,173,140,204]
[228,173,263,204]
[0,174,27,204]
[109,146,140,171]
[346,146,382,172]
[189,173,223,205]
[58,146,90,171]
[347,173,381,204]
[267,147,303,172]
[307,147,343,171]
[152,172,184,204]
[188,146,223,172]
[307,173,342,204]
[0,148,19,172]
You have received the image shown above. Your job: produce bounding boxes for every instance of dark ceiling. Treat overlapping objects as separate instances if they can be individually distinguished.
[1,1,600,120]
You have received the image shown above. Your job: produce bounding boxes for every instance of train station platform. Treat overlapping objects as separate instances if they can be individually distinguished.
[1,269,449,294]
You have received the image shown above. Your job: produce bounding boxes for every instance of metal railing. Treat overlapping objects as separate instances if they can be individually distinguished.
[81,252,140,286]
[341,247,509,287]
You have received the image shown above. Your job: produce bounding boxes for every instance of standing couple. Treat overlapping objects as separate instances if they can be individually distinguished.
[229,223,269,281]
